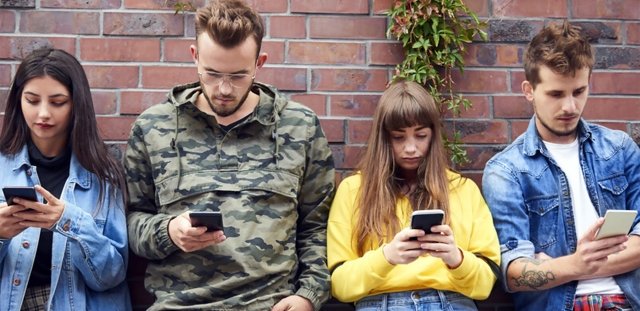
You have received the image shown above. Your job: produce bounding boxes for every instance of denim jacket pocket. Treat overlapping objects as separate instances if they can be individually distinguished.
[525,197,559,249]
[598,175,628,210]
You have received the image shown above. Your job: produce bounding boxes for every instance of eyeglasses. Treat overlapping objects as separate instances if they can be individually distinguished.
[198,71,255,89]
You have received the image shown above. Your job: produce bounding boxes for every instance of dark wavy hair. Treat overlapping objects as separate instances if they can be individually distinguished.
[0,47,126,207]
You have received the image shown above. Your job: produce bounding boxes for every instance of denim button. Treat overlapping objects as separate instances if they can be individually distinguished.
[13,278,20,286]
[21,241,29,249]
[62,221,71,231]
[411,292,420,299]
[26,169,32,176]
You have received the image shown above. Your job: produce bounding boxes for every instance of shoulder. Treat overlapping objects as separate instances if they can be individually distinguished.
[585,122,636,158]
[485,135,527,173]
[447,171,480,195]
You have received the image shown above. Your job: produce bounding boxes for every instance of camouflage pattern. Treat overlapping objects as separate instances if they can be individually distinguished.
[125,82,335,310]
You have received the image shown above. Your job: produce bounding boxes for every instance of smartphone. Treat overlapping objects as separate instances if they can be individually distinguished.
[594,210,638,240]
[2,186,38,205]
[410,209,445,238]
[189,211,224,232]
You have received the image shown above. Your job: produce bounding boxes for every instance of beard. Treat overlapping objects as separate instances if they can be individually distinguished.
[201,82,254,117]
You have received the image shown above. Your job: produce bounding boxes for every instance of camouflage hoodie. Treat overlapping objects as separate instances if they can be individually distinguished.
[125,82,335,310]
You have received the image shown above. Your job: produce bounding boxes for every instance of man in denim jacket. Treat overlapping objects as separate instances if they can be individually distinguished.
[482,21,640,311]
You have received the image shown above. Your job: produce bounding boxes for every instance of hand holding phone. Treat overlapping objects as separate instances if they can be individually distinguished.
[2,186,38,205]
[189,211,224,232]
[594,210,637,240]
[410,209,445,239]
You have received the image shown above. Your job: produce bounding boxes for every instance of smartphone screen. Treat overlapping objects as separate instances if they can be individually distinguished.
[2,186,38,205]
[594,210,638,240]
[410,210,445,239]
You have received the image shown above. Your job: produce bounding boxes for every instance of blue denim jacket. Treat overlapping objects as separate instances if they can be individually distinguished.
[0,146,131,311]
[482,118,640,311]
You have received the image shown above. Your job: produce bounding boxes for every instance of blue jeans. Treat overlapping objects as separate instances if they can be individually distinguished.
[355,290,477,311]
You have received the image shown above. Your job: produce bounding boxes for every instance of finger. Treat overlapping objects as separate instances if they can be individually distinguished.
[430,224,452,235]
[582,217,605,242]
[34,185,60,205]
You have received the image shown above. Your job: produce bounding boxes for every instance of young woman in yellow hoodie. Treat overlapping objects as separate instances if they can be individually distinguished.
[327,80,500,310]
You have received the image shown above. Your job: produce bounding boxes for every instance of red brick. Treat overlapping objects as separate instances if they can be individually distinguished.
[572,0,640,20]
[451,69,509,93]
[97,116,136,141]
[310,16,387,39]
[257,67,307,91]
[0,11,15,32]
[0,64,11,86]
[81,38,161,62]
[464,44,524,67]
[445,95,490,119]
[85,65,139,89]
[245,0,287,13]
[288,42,365,65]
[465,0,490,17]
[290,94,327,116]
[370,42,403,66]
[121,90,168,115]
[330,94,380,117]
[291,0,368,14]
[594,121,627,132]
[124,0,204,10]
[20,11,99,34]
[511,119,529,139]
[164,38,194,63]
[493,95,532,119]
[343,145,366,169]
[92,91,117,115]
[270,16,306,39]
[104,12,183,36]
[0,91,7,112]
[583,97,640,121]
[142,66,194,89]
[627,23,640,45]
[492,0,568,17]
[347,119,372,144]
[448,120,509,144]
[591,72,640,95]
[509,70,526,93]
[319,118,345,143]
[372,0,393,14]
[42,0,119,9]
[261,41,285,65]
[311,69,388,92]
[0,37,76,60]
[457,145,500,171]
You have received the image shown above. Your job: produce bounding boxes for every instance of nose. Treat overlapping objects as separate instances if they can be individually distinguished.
[562,96,578,113]
[37,102,51,119]
[404,139,417,154]
[218,78,233,95]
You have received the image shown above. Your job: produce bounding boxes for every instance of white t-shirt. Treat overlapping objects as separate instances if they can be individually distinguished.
[544,138,622,295]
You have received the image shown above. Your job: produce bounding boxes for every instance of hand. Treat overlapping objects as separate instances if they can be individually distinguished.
[570,217,628,275]
[168,211,226,252]
[272,295,313,311]
[0,203,28,239]
[12,185,65,230]
[382,227,428,265]
[417,224,462,268]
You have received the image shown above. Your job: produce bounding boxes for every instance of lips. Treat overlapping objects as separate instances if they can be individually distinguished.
[35,123,53,129]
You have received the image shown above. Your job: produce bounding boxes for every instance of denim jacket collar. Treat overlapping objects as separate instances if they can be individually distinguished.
[11,145,92,190]
[522,116,594,158]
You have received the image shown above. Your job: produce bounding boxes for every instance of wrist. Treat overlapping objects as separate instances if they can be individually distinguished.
[446,248,464,269]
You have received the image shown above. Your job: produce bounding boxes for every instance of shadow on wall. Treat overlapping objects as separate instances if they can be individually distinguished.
[128,252,514,310]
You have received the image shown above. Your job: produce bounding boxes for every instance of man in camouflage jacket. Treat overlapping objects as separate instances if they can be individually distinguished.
[124,1,335,310]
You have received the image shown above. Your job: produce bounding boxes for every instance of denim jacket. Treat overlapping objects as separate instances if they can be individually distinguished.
[482,117,640,311]
[0,145,131,311]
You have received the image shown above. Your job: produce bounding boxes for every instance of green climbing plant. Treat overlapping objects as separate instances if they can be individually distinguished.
[387,0,487,165]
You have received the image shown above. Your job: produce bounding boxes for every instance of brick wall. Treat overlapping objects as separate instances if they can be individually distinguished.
[1,0,639,310]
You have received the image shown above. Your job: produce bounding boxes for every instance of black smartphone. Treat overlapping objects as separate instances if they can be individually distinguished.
[2,186,38,205]
[410,210,445,238]
[189,211,224,232]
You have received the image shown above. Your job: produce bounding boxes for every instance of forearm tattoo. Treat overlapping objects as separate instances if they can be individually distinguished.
[511,258,556,290]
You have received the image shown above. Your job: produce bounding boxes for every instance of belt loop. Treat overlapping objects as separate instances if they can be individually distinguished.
[437,290,449,310]
[381,293,388,310]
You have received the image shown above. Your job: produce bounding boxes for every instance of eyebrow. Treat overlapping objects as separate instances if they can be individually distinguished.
[23,91,69,99]
[391,126,428,132]
[201,64,250,75]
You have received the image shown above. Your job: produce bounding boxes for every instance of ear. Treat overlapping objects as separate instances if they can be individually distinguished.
[522,80,535,102]
[190,44,198,65]
[256,52,268,69]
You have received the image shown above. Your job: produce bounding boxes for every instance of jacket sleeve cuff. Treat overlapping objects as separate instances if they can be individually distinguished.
[296,287,323,311]
[157,215,179,256]
[500,239,535,293]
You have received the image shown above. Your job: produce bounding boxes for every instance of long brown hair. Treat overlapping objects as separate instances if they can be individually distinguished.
[354,80,453,256]
[0,47,127,208]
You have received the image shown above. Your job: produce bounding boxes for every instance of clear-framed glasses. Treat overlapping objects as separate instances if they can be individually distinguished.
[198,71,255,89]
